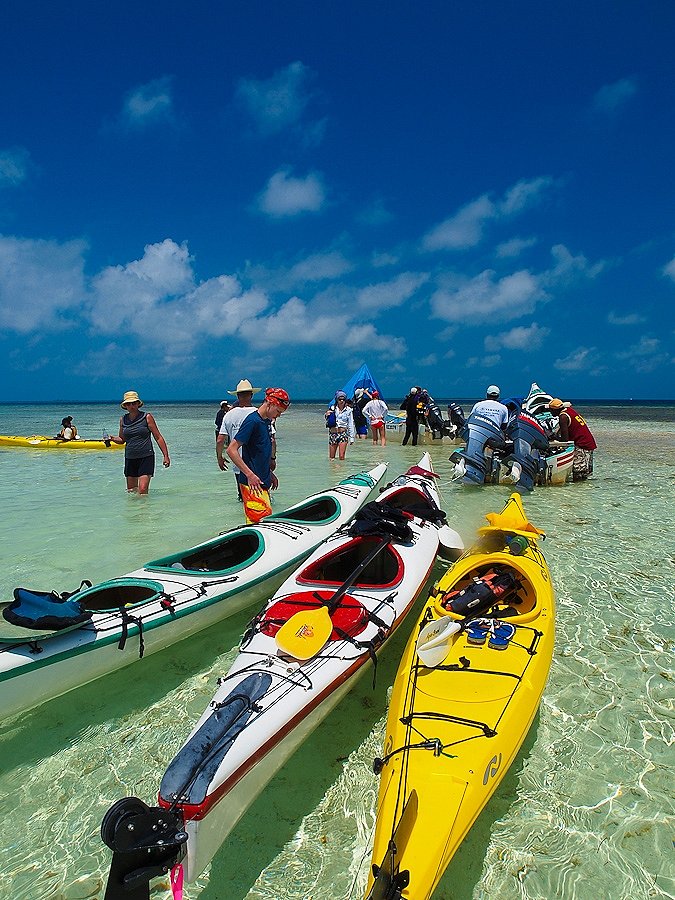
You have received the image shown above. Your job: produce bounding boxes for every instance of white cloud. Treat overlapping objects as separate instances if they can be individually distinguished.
[0,235,86,332]
[499,177,553,215]
[236,61,324,143]
[484,323,550,352]
[237,295,406,357]
[607,311,646,326]
[0,148,30,186]
[593,77,638,115]
[662,256,675,282]
[371,251,399,268]
[87,240,269,358]
[245,250,354,294]
[422,177,553,252]
[121,77,175,128]
[285,252,353,285]
[543,244,605,285]
[356,198,393,227]
[422,195,495,251]
[615,336,669,373]
[356,272,429,312]
[554,346,599,372]
[496,237,537,258]
[430,269,544,324]
[257,169,326,217]
[89,239,195,333]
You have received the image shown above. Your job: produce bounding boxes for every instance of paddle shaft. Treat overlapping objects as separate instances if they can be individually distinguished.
[317,536,391,614]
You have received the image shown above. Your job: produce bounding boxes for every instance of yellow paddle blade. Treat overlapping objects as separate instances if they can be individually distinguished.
[275,604,333,660]
[480,492,545,538]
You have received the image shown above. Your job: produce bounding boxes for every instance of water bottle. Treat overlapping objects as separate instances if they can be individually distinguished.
[103,430,111,447]
[507,535,528,555]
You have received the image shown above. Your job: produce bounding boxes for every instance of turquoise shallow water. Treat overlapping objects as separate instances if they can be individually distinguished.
[0,402,673,900]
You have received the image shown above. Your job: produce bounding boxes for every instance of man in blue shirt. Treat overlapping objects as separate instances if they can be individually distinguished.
[226,387,290,522]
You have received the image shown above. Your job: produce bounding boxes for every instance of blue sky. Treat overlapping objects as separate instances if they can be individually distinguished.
[1,1,674,402]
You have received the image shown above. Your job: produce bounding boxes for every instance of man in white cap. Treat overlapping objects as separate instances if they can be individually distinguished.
[470,385,509,429]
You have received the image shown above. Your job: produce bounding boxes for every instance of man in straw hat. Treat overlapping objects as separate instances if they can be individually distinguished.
[226,387,290,523]
[548,397,597,481]
[217,379,263,499]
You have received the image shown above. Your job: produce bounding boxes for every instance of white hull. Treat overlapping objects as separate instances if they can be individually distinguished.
[0,465,386,719]
[156,453,464,882]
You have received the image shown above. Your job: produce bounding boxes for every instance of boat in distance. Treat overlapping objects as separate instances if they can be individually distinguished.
[0,434,123,450]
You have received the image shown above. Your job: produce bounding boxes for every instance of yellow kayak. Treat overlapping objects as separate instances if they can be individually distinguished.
[365,493,555,900]
[0,435,122,450]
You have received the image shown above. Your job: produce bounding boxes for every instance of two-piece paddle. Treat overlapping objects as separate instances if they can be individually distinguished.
[415,617,462,667]
[275,536,391,660]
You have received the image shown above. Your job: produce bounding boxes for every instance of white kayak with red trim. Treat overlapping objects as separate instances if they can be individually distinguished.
[100,452,464,894]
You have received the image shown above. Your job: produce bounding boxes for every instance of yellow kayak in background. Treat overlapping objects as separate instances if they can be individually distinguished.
[0,435,122,450]
[365,493,555,900]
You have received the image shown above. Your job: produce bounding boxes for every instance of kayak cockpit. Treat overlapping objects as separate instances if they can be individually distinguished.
[298,536,404,589]
[78,578,166,612]
[268,494,340,524]
[431,557,540,623]
[380,485,436,517]
[145,530,264,575]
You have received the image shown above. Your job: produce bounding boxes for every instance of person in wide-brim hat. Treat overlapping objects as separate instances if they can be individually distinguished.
[228,379,261,395]
[109,390,171,493]
[120,390,144,409]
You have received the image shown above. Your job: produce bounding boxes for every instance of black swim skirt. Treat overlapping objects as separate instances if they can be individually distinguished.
[124,454,155,478]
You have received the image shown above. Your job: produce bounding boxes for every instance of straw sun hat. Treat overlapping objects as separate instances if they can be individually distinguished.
[228,379,261,395]
[121,390,143,408]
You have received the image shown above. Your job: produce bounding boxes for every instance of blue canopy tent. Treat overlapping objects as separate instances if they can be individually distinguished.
[332,363,383,403]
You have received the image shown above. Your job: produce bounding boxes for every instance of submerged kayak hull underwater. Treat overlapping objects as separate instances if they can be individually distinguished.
[365,493,555,900]
[101,453,465,894]
[0,465,386,720]
[0,434,123,450]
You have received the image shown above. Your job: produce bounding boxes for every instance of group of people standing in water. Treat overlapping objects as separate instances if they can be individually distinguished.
[324,388,389,458]
[69,378,595,508]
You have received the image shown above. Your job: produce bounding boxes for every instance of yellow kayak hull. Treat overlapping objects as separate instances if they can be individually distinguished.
[0,435,122,450]
[366,493,555,900]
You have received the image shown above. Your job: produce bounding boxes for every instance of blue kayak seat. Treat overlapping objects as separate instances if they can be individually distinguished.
[3,584,93,631]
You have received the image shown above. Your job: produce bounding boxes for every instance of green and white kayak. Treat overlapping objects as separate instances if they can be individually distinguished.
[0,464,386,719]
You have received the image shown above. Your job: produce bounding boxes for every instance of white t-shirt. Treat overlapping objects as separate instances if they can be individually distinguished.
[470,399,508,429]
[220,406,257,473]
[363,398,389,423]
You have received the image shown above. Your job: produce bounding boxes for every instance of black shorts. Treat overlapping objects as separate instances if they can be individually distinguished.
[124,454,155,478]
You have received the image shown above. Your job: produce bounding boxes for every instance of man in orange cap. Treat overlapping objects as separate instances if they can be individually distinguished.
[226,387,290,522]
[548,397,597,481]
